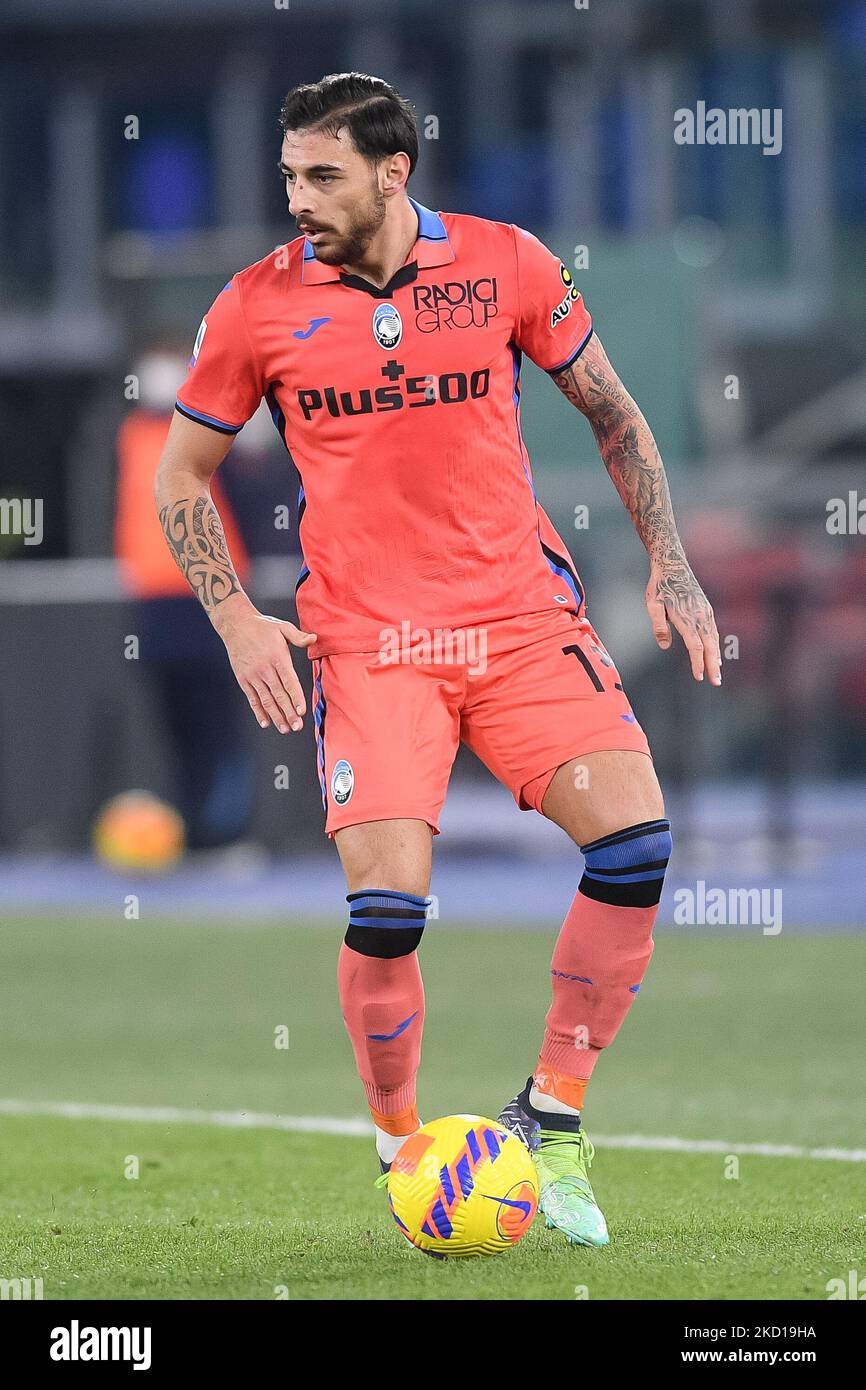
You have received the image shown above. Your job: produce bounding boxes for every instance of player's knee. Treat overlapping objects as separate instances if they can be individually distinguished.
[344,889,430,958]
[579,818,672,907]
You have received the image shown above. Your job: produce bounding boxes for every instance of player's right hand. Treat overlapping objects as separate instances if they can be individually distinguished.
[211,599,317,733]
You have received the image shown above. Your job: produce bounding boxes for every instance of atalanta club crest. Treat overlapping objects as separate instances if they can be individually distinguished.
[372,303,402,349]
[331,759,354,806]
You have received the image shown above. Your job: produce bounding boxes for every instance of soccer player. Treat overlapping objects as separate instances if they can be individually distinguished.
[156,73,721,1247]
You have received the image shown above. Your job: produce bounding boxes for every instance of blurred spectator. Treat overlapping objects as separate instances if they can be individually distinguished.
[114,344,256,850]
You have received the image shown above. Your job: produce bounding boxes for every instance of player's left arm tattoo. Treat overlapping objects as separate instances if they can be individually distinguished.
[552,332,721,683]
[158,493,241,611]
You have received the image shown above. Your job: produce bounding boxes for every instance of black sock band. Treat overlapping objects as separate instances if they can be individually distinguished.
[578,819,672,908]
[344,889,430,959]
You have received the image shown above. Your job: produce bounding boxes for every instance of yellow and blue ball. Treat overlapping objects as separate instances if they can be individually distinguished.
[385,1114,538,1258]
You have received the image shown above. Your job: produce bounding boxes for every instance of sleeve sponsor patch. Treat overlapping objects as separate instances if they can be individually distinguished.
[191,317,207,365]
[550,265,581,328]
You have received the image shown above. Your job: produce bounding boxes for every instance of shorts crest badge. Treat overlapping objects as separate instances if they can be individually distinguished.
[331,758,354,805]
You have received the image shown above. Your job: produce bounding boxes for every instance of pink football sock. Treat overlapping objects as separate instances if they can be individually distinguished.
[535,893,657,1108]
[535,819,671,1110]
[337,943,425,1134]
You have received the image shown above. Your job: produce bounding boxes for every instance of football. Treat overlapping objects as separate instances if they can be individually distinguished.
[92,790,185,874]
[384,1114,538,1258]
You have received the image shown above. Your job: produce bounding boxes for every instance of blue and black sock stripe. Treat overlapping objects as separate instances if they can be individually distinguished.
[579,818,672,907]
[582,820,670,853]
[345,890,431,959]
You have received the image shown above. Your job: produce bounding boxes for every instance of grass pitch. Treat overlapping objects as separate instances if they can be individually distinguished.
[0,914,863,1300]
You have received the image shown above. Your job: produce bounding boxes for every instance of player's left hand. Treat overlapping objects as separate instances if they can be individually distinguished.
[646,562,721,685]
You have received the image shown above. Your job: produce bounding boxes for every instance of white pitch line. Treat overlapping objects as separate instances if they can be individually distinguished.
[0,1098,864,1162]
[0,1099,371,1136]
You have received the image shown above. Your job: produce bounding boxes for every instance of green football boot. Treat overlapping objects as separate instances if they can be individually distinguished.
[535,1126,608,1246]
[498,1077,609,1247]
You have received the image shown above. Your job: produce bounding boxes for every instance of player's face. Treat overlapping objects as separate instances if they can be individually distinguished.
[281,127,386,266]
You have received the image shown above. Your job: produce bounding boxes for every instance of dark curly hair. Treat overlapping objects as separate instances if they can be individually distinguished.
[279,72,419,180]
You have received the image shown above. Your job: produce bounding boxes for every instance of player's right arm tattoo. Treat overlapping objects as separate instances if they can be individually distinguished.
[552,333,683,563]
[552,331,716,640]
[158,493,242,611]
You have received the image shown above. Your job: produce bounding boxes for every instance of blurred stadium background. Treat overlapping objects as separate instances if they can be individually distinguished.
[1,0,865,1303]
[1,0,865,920]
